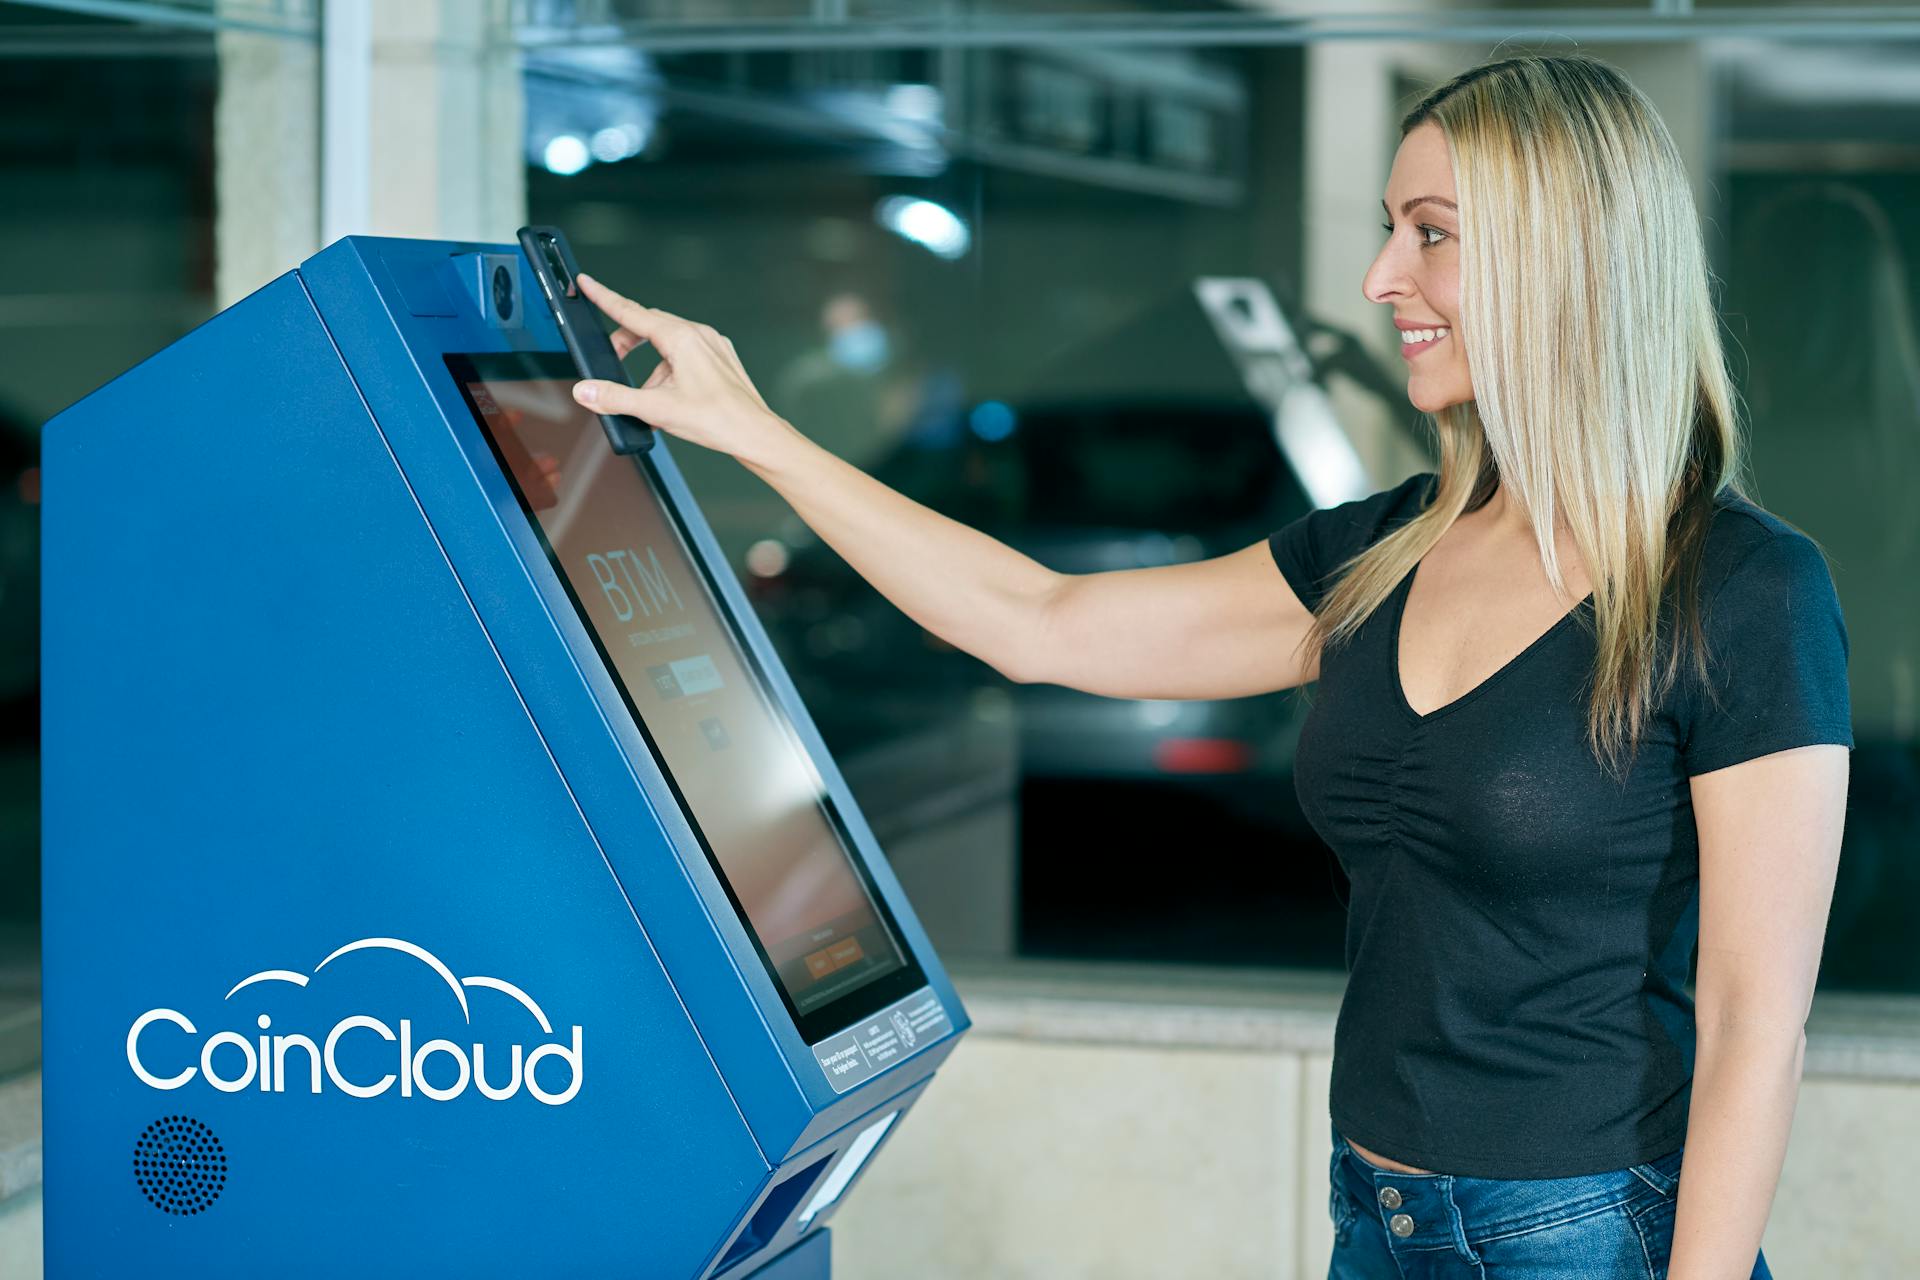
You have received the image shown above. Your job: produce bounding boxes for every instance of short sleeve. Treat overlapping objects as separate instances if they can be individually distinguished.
[1680,531,1854,776]
[1267,472,1434,612]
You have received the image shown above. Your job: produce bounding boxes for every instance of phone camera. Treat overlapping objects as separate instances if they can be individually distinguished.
[539,237,575,297]
[490,264,515,322]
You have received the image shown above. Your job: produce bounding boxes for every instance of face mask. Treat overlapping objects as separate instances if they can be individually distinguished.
[829,322,890,373]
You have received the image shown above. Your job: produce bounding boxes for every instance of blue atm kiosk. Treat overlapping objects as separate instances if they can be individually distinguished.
[41,236,970,1277]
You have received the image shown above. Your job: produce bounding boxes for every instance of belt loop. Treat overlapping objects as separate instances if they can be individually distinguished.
[1441,1175,1482,1265]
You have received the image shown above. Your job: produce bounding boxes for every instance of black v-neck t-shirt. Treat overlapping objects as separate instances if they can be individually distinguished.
[1267,471,1853,1178]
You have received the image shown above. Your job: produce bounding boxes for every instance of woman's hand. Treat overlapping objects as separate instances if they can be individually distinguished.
[570,271,795,466]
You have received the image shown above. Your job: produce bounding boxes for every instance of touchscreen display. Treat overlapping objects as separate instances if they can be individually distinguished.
[451,355,910,1029]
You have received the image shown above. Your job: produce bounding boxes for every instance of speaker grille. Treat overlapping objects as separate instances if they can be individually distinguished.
[133,1115,227,1215]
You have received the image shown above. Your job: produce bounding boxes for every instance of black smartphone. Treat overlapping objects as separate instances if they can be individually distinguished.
[516,224,654,454]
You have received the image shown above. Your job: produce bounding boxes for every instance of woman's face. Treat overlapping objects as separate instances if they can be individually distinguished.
[1364,121,1473,412]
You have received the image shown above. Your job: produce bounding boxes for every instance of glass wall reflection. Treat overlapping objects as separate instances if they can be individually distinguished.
[523,22,1920,990]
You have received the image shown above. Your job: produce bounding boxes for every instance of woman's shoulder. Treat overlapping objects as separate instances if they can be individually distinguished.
[1323,470,1437,539]
[1266,471,1435,610]
[1674,487,1853,765]
[1698,488,1836,601]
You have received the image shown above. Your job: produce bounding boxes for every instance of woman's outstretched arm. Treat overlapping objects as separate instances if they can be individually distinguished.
[570,271,1320,699]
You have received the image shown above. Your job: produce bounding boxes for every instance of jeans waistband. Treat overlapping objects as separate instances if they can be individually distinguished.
[1330,1118,1684,1246]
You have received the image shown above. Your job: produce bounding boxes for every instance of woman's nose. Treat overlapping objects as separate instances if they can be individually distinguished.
[1367,257,1397,307]
[1362,242,1410,305]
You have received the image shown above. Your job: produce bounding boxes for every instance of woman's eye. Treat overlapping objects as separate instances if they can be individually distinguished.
[1380,222,1447,247]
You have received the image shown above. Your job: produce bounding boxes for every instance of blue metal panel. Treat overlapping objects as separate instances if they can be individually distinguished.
[42,236,972,1277]
[42,274,762,1275]
[297,237,971,1159]
[741,1225,832,1280]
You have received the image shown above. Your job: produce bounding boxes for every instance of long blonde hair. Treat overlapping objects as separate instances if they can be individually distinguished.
[1301,52,1748,780]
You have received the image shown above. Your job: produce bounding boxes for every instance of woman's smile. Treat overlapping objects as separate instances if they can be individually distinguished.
[1399,326,1451,359]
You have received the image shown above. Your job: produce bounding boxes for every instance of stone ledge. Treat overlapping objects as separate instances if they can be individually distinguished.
[951,958,1343,1054]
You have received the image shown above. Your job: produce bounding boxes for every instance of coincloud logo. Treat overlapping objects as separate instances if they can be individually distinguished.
[126,938,584,1106]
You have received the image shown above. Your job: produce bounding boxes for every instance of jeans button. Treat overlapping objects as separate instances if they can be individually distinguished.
[1389,1212,1415,1237]
[1378,1186,1402,1209]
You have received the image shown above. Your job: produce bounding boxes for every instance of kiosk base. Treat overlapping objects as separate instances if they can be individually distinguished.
[746,1227,831,1280]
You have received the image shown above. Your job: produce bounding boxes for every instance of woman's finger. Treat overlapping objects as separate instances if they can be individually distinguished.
[573,378,665,420]
[575,272,688,354]
[610,329,650,359]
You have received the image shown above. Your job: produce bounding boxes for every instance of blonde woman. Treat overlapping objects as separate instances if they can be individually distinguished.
[568,51,1848,1280]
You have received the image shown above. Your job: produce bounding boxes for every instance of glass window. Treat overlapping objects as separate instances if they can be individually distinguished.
[523,7,1920,997]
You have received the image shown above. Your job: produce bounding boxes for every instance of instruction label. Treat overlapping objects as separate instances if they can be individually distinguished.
[810,987,954,1094]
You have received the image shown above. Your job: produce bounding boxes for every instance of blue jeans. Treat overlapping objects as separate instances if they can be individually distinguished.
[1328,1120,1773,1279]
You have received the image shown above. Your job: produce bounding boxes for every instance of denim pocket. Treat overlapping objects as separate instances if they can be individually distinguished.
[1622,1146,1685,1279]
[1626,1144,1684,1202]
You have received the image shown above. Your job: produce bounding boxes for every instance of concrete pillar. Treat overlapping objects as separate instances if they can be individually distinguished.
[215,0,525,309]
[215,25,320,308]
[361,0,526,243]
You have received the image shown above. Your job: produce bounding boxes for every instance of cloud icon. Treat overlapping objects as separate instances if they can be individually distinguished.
[221,936,553,1033]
